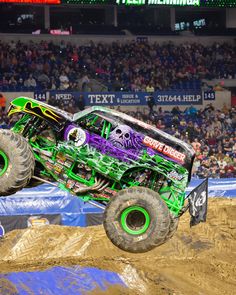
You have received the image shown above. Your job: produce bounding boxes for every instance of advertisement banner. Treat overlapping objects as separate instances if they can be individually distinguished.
[49,91,75,103]
[46,91,203,106]
[86,92,147,106]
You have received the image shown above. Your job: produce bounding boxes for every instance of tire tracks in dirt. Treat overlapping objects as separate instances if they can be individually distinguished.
[0,198,235,295]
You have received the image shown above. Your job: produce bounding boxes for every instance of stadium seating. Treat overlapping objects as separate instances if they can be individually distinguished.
[0,40,235,92]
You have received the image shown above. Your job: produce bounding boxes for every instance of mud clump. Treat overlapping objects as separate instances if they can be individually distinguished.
[0,198,235,295]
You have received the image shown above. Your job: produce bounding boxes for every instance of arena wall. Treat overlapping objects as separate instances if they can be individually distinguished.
[0,33,235,46]
[226,8,236,28]
[203,79,236,88]
[4,92,34,109]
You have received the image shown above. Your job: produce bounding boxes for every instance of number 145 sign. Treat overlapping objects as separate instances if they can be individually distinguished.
[203,91,215,100]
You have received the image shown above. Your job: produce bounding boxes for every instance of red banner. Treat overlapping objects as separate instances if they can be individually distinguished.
[0,0,60,4]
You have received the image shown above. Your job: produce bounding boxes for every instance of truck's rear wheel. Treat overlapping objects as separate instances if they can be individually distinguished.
[103,187,170,253]
[166,213,179,240]
[0,129,35,196]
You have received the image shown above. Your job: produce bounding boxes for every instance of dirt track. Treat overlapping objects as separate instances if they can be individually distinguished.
[0,198,235,295]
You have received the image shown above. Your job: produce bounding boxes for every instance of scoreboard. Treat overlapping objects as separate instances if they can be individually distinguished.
[0,0,235,6]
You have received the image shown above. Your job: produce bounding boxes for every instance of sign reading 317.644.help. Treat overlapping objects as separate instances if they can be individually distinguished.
[154,91,202,105]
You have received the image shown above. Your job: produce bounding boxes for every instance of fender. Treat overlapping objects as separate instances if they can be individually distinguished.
[8,97,68,128]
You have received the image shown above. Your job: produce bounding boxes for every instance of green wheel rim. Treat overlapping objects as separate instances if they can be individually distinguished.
[120,206,150,235]
[0,150,9,177]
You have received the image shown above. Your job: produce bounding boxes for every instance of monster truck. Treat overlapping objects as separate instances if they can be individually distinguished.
[0,97,207,253]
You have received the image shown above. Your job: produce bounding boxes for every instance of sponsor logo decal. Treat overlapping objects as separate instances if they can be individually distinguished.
[167,171,183,181]
[27,216,50,227]
[143,136,186,163]
[67,127,87,147]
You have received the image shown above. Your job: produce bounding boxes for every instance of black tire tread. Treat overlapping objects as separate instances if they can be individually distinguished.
[165,213,179,240]
[0,129,35,196]
[104,187,171,253]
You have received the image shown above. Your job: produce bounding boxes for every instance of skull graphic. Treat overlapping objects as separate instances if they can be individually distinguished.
[109,125,133,149]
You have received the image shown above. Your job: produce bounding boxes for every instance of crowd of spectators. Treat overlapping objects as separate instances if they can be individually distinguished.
[0,40,235,92]
[0,98,235,179]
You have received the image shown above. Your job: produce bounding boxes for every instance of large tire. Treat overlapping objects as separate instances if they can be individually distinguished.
[103,187,171,253]
[0,129,35,196]
[166,213,179,240]
[158,213,179,247]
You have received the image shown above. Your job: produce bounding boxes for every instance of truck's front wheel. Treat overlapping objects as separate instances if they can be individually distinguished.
[0,129,35,196]
[104,187,171,253]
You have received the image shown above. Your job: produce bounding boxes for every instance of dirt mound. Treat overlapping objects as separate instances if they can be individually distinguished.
[0,198,235,295]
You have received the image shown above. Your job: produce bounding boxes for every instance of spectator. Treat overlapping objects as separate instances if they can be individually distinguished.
[156,119,165,129]
[147,94,155,117]
[171,106,181,116]
[0,93,6,112]
[49,77,57,90]
[59,71,70,90]
[81,74,90,92]
[8,77,17,90]
[222,138,234,154]
[192,138,201,153]
[77,94,85,111]
[18,78,24,90]
[185,105,197,117]
[37,71,50,89]
[0,76,9,89]
[24,74,37,89]
[186,121,195,141]
[146,83,155,92]
[212,117,222,130]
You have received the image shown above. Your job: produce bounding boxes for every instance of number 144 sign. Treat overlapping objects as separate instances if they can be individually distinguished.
[34,92,47,102]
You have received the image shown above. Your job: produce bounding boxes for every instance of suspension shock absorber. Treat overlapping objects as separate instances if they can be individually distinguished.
[22,116,39,137]
[22,117,47,139]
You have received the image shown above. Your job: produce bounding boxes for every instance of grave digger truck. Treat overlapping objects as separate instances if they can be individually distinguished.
[0,97,207,253]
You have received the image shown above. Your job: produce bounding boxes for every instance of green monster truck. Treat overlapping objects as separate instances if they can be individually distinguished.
[0,97,207,253]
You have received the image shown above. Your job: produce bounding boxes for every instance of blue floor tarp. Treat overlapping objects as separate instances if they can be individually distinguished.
[0,266,127,295]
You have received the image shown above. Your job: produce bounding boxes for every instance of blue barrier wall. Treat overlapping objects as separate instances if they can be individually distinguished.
[187,178,236,198]
[0,178,235,228]
[0,184,104,227]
